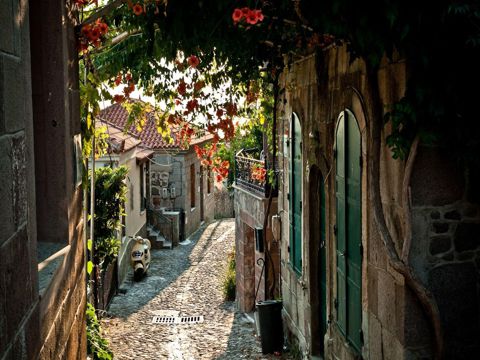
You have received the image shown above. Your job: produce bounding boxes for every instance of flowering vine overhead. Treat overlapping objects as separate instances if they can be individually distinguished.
[232,7,264,25]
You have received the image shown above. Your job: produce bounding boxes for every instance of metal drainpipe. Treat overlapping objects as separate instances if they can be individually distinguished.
[90,115,97,309]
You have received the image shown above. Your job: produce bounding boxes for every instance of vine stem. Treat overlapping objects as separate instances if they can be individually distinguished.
[366,67,444,359]
[401,135,419,262]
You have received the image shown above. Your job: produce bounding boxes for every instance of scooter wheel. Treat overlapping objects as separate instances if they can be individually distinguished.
[134,268,144,281]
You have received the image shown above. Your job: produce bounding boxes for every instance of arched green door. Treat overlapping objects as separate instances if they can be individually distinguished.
[335,110,362,352]
[289,113,302,274]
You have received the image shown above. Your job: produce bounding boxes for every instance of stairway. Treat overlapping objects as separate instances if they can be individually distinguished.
[147,225,172,249]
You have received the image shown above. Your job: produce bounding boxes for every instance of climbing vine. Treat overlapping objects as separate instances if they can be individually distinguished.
[88,166,128,269]
[73,3,480,358]
[86,302,113,360]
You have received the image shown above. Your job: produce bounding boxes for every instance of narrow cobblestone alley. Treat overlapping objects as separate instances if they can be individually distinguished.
[101,219,285,359]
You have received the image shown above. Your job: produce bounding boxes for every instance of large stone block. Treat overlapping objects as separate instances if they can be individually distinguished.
[454,223,480,252]
[0,0,21,56]
[367,265,378,316]
[11,134,27,228]
[3,56,26,133]
[382,327,404,360]
[402,287,431,348]
[1,226,35,347]
[429,236,451,255]
[0,135,14,245]
[429,262,479,358]
[368,314,383,360]
[411,147,464,206]
[377,269,396,331]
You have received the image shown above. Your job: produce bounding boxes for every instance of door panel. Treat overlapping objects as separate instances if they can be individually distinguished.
[290,113,302,273]
[336,110,362,352]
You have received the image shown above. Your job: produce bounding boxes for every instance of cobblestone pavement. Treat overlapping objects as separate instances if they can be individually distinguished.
[102,219,290,360]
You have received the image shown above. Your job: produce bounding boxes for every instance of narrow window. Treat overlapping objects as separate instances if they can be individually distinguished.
[207,168,211,194]
[140,163,146,211]
[190,164,196,208]
[289,113,302,274]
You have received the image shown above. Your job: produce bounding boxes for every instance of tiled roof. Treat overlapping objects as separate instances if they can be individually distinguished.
[96,122,141,153]
[98,102,180,149]
[98,102,213,151]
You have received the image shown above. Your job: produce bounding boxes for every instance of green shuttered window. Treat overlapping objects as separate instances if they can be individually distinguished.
[335,110,362,352]
[289,113,302,274]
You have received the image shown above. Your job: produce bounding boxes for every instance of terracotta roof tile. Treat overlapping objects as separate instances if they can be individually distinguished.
[98,102,180,149]
[98,102,213,151]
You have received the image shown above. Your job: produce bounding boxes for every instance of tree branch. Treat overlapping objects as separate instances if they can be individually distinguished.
[366,67,444,360]
[80,0,126,27]
[401,135,419,262]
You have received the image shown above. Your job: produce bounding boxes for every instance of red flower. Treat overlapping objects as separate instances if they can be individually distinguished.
[187,99,198,112]
[232,8,243,23]
[225,102,237,116]
[255,10,264,22]
[241,7,249,16]
[125,73,132,81]
[114,74,122,86]
[98,22,108,35]
[216,109,223,117]
[194,81,204,92]
[113,94,125,103]
[187,55,200,68]
[167,114,176,125]
[177,81,187,96]
[133,3,143,15]
[81,24,91,37]
[246,9,258,25]
[88,28,100,41]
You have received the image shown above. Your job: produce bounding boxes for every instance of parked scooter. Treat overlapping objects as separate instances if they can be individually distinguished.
[130,236,151,281]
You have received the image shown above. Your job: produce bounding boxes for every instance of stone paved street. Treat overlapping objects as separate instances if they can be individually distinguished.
[102,219,289,359]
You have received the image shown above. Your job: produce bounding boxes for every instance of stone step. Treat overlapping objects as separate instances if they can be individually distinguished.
[151,237,163,249]
[148,234,158,243]
[148,228,159,236]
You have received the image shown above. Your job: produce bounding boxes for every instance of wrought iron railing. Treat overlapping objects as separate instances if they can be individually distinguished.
[234,148,277,197]
[147,208,174,242]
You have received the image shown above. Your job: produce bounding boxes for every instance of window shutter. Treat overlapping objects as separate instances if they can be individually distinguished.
[335,110,362,352]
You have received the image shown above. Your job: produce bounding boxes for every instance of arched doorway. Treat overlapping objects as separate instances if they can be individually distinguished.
[335,109,362,352]
[309,165,327,356]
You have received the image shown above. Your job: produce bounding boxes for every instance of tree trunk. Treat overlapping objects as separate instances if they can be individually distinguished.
[365,66,444,359]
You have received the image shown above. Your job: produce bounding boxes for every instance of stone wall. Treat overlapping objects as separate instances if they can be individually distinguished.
[183,149,215,237]
[276,46,479,359]
[409,147,480,358]
[214,184,235,218]
[234,185,278,312]
[0,1,86,359]
[149,148,215,240]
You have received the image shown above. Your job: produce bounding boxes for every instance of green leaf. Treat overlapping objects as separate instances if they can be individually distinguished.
[87,261,94,275]
[87,113,92,130]
[87,239,93,251]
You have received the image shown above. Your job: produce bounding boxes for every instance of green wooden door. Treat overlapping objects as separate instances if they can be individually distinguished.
[289,113,302,274]
[335,110,362,352]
